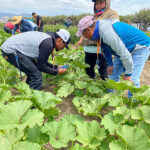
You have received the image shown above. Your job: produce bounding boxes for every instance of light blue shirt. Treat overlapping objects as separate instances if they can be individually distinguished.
[84,46,101,54]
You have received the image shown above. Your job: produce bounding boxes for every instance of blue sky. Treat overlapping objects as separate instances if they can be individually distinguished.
[0,0,150,16]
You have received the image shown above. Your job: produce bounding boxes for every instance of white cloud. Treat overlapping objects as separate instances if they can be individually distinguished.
[0,0,150,16]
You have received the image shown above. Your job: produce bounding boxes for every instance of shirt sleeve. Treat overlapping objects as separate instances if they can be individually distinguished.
[26,20,34,31]
[12,24,18,35]
[37,16,41,25]
[102,25,133,77]
[37,38,58,75]
[102,43,113,66]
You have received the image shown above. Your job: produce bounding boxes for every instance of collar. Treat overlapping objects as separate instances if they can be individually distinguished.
[91,21,100,41]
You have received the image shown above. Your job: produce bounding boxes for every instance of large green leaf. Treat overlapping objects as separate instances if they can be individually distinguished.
[21,109,44,128]
[73,96,106,118]
[75,121,106,148]
[0,128,24,150]
[107,96,123,107]
[0,88,12,107]
[0,84,12,90]
[113,106,131,120]
[88,86,103,94]
[41,121,76,149]
[61,114,84,126]
[69,144,93,150]
[101,113,125,134]
[138,121,150,137]
[32,90,62,109]
[81,98,106,118]
[104,79,138,92]
[0,100,44,130]
[116,125,150,150]
[12,141,41,150]
[74,80,88,89]
[131,106,150,123]
[57,83,74,97]
[43,107,61,117]
[14,82,32,94]
[109,141,126,150]
[64,72,77,82]
[26,125,49,145]
[132,87,150,103]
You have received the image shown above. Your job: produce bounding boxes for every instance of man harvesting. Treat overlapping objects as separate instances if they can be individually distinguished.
[32,12,44,32]
[1,29,71,90]
[76,16,150,94]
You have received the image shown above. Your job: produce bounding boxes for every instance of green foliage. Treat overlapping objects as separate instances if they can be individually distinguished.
[44,24,80,44]
[75,121,106,148]
[0,24,150,149]
[41,121,76,149]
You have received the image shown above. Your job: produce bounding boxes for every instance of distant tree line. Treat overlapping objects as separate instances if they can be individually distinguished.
[37,8,150,31]
[8,8,150,31]
[120,8,150,31]
[32,14,90,26]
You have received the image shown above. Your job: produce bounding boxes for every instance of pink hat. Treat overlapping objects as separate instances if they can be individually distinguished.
[76,16,95,37]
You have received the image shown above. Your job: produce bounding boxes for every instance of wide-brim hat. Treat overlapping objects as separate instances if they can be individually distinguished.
[12,16,23,25]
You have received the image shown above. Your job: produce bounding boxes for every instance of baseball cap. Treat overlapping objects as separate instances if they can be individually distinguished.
[76,16,95,37]
[56,29,71,49]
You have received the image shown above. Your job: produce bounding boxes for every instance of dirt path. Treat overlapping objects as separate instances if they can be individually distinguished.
[140,60,150,86]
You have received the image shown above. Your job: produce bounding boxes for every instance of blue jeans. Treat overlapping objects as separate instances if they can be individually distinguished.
[109,46,150,97]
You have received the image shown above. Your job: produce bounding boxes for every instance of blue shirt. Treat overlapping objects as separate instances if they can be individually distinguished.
[112,22,150,52]
[12,19,34,34]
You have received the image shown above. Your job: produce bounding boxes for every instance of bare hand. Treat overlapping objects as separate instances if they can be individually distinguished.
[107,66,113,76]
[58,65,63,69]
[76,40,82,49]
[76,37,84,49]
[123,76,132,82]
[58,69,66,75]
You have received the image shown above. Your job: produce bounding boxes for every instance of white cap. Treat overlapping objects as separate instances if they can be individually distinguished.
[56,29,71,49]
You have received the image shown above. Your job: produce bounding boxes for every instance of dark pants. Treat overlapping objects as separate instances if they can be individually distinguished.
[38,25,44,32]
[85,52,108,80]
[3,26,12,34]
[2,50,42,90]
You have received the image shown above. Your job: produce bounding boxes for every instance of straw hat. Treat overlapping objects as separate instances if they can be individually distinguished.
[12,16,23,25]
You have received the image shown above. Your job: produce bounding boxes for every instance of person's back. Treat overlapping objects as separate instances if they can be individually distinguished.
[2,31,50,58]
[112,22,150,51]
[28,20,38,31]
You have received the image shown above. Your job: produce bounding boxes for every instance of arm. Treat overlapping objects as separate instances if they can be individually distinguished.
[102,43,113,67]
[76,36,84,49]
[39,20,41,28]
[102,26,133,77]
[12,25,18,35]
[37,38,58,75]
[37,16,42,28]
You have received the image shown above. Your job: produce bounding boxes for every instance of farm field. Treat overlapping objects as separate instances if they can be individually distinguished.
[0,24,150,150]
